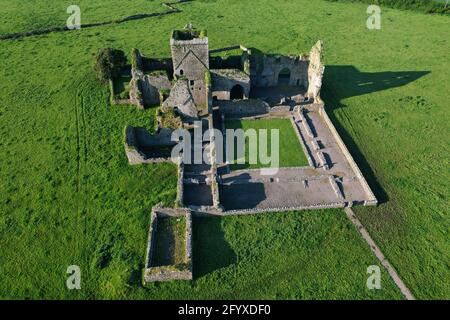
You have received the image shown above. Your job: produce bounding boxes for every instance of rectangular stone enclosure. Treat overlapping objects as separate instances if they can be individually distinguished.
[144,208,193,283]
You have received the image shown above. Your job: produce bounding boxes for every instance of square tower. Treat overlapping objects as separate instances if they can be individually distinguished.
[170,26,209,106]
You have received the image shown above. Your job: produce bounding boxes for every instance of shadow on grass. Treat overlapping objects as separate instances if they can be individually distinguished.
[322,65,430,204]
[193,216,236,279]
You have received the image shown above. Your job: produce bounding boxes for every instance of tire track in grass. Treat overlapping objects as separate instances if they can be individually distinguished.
[74,81,90,297]
[0,0,192,41]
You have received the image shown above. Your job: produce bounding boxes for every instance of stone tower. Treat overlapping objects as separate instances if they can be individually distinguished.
[170,26,209,106]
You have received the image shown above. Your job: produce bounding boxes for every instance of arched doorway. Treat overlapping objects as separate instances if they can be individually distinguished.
[278,68,291,86]
[230,85,244,100]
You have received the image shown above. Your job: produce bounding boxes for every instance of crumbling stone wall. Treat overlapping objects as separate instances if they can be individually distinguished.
[162,79,199,119]
[307,41,325,102]
[144,208,193,283]
[129,49,172,107]
[129,50,145,109]
[124,126,175,164]
[211,69,250,101]
[250,54,309,88]
[129,77,145,109]
[142,57,173,76]
[124,126,147,164]
[217,99,270,118]
[135,127,175,147]
[140,74,171,106]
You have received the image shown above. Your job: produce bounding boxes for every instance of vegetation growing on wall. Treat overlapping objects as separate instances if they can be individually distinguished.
[172,23,208,40]
[131,48,141,70]
[159,88,171,103]
[199,29,208,38]
[93,48,127,83]
[242,50,251,75]
[205,70,212,86]
[157,108,183,130]
[249,48,265,76]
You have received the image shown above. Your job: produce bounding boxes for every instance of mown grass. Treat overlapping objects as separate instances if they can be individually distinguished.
[226,119,309,170]
[0,0,448,299]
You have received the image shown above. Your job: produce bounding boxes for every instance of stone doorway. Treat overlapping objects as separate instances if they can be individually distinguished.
[278,68,291,86]
[230,84,244,100]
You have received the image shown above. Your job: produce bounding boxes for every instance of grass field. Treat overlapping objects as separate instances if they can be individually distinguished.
[326,0,450,14]
[0,0,448,299]
[225,119,309,170]
[0,0,166,36]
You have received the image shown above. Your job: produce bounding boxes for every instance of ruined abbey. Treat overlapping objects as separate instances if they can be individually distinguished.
[114,25,377,283]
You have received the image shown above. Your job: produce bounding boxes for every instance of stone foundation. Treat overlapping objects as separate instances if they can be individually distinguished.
[143,208,193,283]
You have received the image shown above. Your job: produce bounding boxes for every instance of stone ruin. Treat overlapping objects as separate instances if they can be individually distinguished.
[115,25,377,283]
[120,24,323,116]
[144,208,193,283]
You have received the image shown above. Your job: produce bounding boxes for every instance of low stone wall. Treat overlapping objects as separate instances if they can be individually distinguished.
[176,161,185,207]
[298,108,315,138]
[290,116,316,168]
[223,202,346,216]
[317,151,329,170]
[206,116,220,208]
[318,105,378,205]
[109,79,132,106]
[144,210,158,269]
[312,139,321,151]
[143,208,193,283]
[218,99,270,118]
[134,127,175,147]
[124,126,174,164]
[329,176,344,201]
[269,105,291,117]
[124,126,147,164]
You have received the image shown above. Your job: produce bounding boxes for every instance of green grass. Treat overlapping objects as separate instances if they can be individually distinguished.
[113,76,131,99]
[153,217,187,267]
[0,0,166,36]
[326,0,449,14]
[0,0,448,299]
[226,119,309,170]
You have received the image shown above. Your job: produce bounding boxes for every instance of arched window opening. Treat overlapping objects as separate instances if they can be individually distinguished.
[230,85,244,100]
